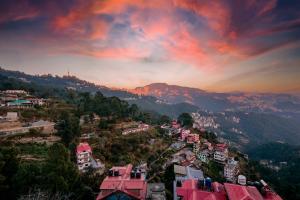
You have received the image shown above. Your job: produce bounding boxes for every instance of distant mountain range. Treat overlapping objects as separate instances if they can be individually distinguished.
[130,83,300,118]
[1,67,300,147]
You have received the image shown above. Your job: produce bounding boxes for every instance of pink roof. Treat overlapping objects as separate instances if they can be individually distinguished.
[263,188,283,200]
[224,183,264,200]
[215,143,228,151]
[76,142,92,154]
[176,179,226,200]
[97,164,147,200]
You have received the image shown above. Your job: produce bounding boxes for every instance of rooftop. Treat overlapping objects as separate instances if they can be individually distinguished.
[76,142,92,154]
[97,164,147,200]
[224,183,264,200]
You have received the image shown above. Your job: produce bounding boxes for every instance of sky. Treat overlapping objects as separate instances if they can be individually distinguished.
[0,0,300,93]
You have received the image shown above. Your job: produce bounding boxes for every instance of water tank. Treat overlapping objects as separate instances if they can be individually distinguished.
[130,171,136,178]
[176,180,182,187]
[197,179,204,189]
[108,169,113,176]
[136,172,141,179]
[238,175,247,185]
[205,177,212,190]
[114,170,119,176]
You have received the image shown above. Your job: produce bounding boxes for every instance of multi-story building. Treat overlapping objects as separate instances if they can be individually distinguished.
[76,142,92,172]
[224,158,239,182]
[214,144,228,163]
[96,164,147,200]
[187,134,200,144]
[174,179,283,200]
[198,149,209,163]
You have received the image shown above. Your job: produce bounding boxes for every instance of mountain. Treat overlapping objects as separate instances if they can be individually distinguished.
[0,67,199,117]
[131,83,300,119]
[126,95,199,118]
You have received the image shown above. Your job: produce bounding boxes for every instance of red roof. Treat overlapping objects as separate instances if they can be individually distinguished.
[215,143,227,151]
[76,142,92,154]
[263,188,283,200]
[97,164,147,200]
[224,183,264,200]
[176,179,227,200]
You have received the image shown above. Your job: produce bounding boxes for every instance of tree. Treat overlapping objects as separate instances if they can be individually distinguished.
[56,112,80,146]
[159,115,171,125]
[178,113,193,127]
[44,143,80,194]
[0,147,20,199]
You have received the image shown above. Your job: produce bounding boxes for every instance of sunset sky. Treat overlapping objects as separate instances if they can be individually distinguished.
[0,0,300,93]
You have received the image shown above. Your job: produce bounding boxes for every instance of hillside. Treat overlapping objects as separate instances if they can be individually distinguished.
[247,143,300,199]
[0,68,198,117]
[131,83,300,117]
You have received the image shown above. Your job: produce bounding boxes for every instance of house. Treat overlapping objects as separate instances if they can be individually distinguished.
[174,165,204,181]
[198,149,209,163]
[174,180,283,200]
[224,183,264,200]
[224,158,239,182]
[179,129,190,141]
[146,183,166,200]
[96,164,147,200]
[3,90,28,95]
[186,134,200,144]
[5,112,18,121]
[193,142,200,154]
[7,99,32,108]
[214,144,228,163]
[172,120,181,129]
[237,175,246,185]
[122,123,150,135]
[76,143,92,172]
[174,179,227,200]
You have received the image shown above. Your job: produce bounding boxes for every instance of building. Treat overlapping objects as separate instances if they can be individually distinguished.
[237,175,246,185]
[186,134,200,144]
[224,158,239,182]
[122,123,150,135]
[193,142,200,154]
[179,129,190,141]
[214,144,228,163]
[76,143,92,172]
[198,149,209,163]
[96,164,147,200]
[7,99,32,108]
[172,120,181,129]
[174,179,283,200]
[146,183,166,200]
[174,165,204,181]
[224,183,264,200]
[5,112,18,121]
[174,179,227,200]
[3,90,28,95]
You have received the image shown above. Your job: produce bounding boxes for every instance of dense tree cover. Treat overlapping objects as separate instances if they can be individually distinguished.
[247,143,300,200]
[55,112,80,146]
[178,113,193,127]
[0,147,19,199]
[0,143,97,200]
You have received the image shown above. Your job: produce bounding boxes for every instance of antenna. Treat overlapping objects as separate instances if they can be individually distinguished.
[67,68,70,77]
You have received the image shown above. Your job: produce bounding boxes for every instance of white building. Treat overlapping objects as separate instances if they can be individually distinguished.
[76,143,92,172]
[237,175,247,185]
[5,112,18,121]
[214,144,228,163]
[224,158,239,182]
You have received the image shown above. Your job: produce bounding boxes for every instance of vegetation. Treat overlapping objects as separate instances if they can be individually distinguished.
[247,142,300,200]
[178,113,193,127]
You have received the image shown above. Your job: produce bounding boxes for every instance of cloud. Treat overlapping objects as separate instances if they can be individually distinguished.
[0,0,299,71]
